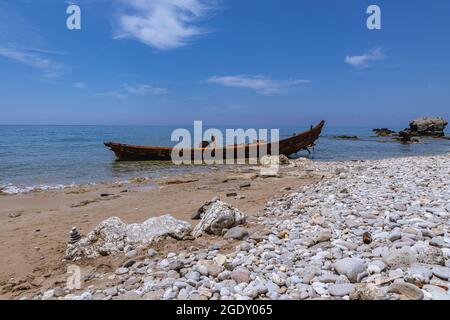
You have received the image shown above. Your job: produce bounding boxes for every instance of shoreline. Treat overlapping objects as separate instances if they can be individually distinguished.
[1,154,449,300]
[2,145,449,196]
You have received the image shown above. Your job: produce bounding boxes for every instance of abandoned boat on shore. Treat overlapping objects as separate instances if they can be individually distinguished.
[104,120,325,161]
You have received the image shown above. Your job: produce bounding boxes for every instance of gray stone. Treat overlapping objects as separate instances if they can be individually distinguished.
[387,283,424,300]
[349,283,383,300]
[206,263,223,278]
[409,263,433,282]
[186,271,201,282]
[115,267,128,275]
[53,287,66,297]
[104,287,118,296]
[423,285,450,300]
[388,229,402,242]
[223,226,249,240]
[231,268,251,284]
[116,291,141,300]
[430,237,448,248]
[125,250,137,258]
[334,258,366,283]
[168,259,184,271]
[432,266,450,280]
[383,247,417,269]
[314,230,332,243]
[417,246,445,265]
[92,293,106,300]
[328,283,355,297]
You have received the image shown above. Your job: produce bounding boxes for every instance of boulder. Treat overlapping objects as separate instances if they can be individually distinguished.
[191,197,220,220]
[65,215,192,260]
[408,117,448,136]
[192,201,246,238]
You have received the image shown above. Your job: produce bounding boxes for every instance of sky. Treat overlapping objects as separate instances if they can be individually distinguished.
[0,0,449,127]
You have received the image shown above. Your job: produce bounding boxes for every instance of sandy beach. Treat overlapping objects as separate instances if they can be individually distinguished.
[1,154,449,300]
[0,161,317,299]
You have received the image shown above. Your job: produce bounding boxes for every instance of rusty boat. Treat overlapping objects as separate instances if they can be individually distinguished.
[104,120,325,161]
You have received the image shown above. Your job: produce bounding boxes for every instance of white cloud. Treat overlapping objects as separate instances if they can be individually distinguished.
[124,84,168,95]
[94,91,127,99]
[207,75,311,95]
[74,82,87,89]
[0,46,67,78]
[114,0,216,50]
[345,47,385,68]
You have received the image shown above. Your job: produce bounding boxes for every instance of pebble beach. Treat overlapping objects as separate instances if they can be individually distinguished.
[4,154,449,300]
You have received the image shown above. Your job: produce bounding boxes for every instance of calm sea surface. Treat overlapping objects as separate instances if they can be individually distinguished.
[0,125,448,193]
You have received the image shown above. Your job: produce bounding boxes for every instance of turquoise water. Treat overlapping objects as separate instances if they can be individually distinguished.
[0,125,448,193]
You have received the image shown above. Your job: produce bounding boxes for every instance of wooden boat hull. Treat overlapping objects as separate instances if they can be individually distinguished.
[104,120,325,161]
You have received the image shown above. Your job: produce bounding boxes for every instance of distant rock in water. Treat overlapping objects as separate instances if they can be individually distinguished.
[334,135,359,140]
[408,117,448,136]
[372,128,397,137]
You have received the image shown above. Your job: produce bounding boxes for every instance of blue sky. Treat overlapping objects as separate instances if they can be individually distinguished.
[0,0,449,126]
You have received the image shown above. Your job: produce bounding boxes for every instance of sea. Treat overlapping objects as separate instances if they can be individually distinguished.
[0,125,449,194]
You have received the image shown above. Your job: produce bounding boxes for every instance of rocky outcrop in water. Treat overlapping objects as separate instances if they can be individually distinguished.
[408,117,448,137]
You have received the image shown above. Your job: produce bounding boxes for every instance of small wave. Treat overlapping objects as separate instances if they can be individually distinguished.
[0,183,75,195]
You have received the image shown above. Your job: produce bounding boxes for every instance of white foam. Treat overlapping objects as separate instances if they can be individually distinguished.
[0,183,75,195]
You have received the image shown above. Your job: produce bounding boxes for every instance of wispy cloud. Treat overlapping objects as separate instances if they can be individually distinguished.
[124,84,168,95]
[114,0,217,51]
[0,3,68,79]
[0,46,67,78]
[74,82,87,89]
[207,75,311,95]
[94,91,127,99]
[345,47,385,69]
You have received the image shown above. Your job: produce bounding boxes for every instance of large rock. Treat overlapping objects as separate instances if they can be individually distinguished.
[192,201,246,238]
[191,197,220,220]
[65,215,192,260]
[408,117,448,136]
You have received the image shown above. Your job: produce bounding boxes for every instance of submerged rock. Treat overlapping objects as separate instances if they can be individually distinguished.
[373,128,397,137]
[65,215,192,260]
[192,201,246,238]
